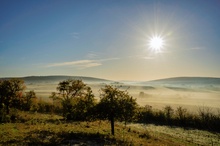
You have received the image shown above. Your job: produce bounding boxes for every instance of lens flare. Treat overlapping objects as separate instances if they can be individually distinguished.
[148,35,164,53]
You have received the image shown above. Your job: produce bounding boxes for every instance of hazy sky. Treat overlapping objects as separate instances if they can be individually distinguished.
[0,0,220,81]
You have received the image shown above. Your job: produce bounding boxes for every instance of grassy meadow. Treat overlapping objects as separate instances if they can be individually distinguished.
[1,111,220,145]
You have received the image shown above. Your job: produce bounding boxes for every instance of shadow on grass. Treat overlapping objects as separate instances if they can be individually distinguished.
[3,129,130,146]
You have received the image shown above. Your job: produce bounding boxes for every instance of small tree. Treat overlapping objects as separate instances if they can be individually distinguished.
[69,86,96,121]
[23,90,37,111]
[175,106,187,126]
[0,79,25,114]
[118,91,137,125]
[164,105,174,124]
[49,92,60,114]
[97,85,137,135]
[53,79,95,120]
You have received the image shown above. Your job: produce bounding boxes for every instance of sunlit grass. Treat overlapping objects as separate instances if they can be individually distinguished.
[1,111,220,145]
[0,111,160,145]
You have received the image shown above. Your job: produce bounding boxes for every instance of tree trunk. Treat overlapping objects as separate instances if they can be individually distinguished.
[6,105,9,114]
[110,115,115,135]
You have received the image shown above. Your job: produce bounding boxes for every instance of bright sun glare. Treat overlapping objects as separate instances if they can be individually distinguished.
[148,35,164,52]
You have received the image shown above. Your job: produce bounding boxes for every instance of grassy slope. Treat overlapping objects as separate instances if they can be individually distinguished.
[1,112,220,145]
[128,124,220,146]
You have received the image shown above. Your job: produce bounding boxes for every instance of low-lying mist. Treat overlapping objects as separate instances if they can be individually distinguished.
[25,77,220,113]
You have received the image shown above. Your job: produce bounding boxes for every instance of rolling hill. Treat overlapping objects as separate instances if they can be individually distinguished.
[144,77,220,84]
[0,75,113,84]
[1,76,220,86]
[138,77,220,91]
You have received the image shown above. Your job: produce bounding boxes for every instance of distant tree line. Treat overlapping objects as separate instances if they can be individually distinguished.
[1,78,220,134]
[136,105,220,132]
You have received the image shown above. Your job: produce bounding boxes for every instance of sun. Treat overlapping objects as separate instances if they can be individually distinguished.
[148,35,164,52]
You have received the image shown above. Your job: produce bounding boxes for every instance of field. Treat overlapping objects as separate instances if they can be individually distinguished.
[0,111,220,145]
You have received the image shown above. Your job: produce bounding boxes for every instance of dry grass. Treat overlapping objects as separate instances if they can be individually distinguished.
[128,123,220,146]
[1,111,220,145]
[0,111,195,146]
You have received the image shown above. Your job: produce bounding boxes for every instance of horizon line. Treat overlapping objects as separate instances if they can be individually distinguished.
[1,75,220,82]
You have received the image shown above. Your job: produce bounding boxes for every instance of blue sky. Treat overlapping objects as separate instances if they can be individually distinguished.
[0,0,220,81]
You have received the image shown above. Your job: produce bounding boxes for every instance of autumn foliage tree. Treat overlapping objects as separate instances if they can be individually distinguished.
[0,79,25,114]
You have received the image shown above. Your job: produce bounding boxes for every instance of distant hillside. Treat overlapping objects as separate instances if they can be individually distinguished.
[1,76,112,84]
[140,77,220,87]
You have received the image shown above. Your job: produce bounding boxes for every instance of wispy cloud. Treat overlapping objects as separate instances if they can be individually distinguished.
[86,53,98,59]
[85,52,119,60]
[143,56,155,60]
[177,47,205,52]
[46,60,101,68]
[99,58,119,61]
[190,47,204,50]
[128,55,155,60]
[69,32,79,39]
[46,58,119,69]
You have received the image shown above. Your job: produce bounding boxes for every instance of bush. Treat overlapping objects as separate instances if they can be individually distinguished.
[175,106,187,126]
[0,104,8,123]
[135,105,154,123]
[37,101,53,113]
[164,106,174,124]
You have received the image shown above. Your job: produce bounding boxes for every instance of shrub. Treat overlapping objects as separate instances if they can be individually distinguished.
[135,105,154,123]
[175,106,187,126]
[164,105,174,124]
